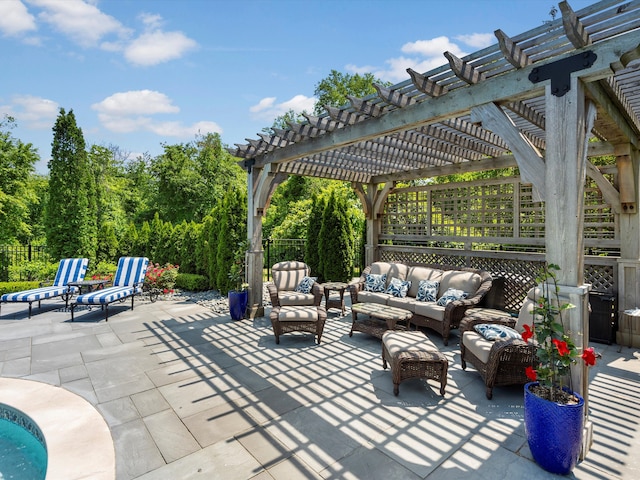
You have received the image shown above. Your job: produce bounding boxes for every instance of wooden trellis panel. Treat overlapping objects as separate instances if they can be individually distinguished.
[379,176,619,310]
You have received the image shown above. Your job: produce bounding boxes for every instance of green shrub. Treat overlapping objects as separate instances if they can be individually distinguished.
[8,261,58,282]
[0,281,40,296]
[175,273,209,291]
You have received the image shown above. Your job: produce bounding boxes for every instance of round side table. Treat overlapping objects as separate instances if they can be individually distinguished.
[323,281,348,315]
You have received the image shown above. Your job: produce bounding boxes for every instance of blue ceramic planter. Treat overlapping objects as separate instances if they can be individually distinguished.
[524,382,584,475]
[229,290,248,320]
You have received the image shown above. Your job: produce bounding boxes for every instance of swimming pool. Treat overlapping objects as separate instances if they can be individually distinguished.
[0,404,47,480]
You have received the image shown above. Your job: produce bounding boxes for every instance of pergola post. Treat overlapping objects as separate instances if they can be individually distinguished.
[617,144,640,348]
[544,75,595,457]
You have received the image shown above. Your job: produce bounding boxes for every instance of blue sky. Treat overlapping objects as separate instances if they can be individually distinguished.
[1,0,595,173]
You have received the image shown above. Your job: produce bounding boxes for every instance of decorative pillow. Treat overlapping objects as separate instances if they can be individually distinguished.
[364,273,387,292]
[474,323,522,341]
[295,276,317,294]
[416,280,440,302]
[436,288,468,306]
[385,277,412,298]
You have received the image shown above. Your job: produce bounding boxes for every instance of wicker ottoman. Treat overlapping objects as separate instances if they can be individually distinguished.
[270,305,327,344]
[382,330,448,396]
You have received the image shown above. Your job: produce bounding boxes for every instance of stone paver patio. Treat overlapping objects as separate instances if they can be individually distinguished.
[1,294,639,479]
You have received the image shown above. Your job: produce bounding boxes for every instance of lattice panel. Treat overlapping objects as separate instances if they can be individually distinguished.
[382,178,618,243]
[378,251,616,312]
[585,264,616,294]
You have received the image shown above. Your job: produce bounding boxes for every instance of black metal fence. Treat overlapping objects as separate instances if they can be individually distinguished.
[263,238,364,280]
[0,245,49,281]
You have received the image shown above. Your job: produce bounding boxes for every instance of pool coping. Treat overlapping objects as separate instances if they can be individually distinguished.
[0,377,115,480]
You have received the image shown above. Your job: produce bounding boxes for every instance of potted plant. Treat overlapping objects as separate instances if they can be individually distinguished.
[522,264,598,475]
[228,242,249,320]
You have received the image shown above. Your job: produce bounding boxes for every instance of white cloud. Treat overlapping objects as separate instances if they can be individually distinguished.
[147,120,222,137]
[29,0,130,47]
[455,33,495,49]
[124,29,197,66]
[91,90,220,138]
[0,0,37,37]
[345,34,492,83]
[402,36,466,57]
[92,90,179,116]
[2,95,59,129]
[249,94,316,122]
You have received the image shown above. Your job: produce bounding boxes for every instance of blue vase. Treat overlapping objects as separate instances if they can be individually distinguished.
[524,382,584,475]
[229,290,248,320]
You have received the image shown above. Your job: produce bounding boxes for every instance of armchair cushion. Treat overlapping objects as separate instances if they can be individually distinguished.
[474,323,522,341]
[272,261,310,291]
[295,276,317,294]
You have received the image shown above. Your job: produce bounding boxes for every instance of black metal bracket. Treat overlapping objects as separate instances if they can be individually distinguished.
[528,51,597,97]
[244,158,256,173]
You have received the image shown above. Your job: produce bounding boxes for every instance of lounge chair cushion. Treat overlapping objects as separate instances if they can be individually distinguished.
[74,286,141,305]
[2,286,77,303]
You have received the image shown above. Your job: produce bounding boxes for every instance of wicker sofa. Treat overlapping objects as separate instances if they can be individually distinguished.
[349,262,493,345]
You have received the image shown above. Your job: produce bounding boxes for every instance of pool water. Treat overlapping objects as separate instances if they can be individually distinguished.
[0,418,47,480]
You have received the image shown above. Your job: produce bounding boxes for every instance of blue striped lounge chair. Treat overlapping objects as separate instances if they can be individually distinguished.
[71,257,149,322]
[0,258,89,318]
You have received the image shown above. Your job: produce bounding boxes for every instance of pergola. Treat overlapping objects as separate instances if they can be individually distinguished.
[232,0,640,450]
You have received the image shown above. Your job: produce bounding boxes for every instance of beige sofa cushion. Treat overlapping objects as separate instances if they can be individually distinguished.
[357,291,392,304]
[414,302,446,321]
[386,296,417,313]
[438,270,481,298]
[406,266,443,298]
[369,262,408,288]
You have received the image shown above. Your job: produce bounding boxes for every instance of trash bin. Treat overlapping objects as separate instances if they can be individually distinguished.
[588,292,616,344]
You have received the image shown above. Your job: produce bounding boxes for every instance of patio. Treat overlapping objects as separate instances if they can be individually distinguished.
[1,294,638,479]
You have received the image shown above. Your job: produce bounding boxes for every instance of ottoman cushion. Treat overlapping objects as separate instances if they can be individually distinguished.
[276,305,318,322]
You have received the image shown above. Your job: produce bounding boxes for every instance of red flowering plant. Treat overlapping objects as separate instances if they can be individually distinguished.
[523,264,598,404]
[144,263,179,294]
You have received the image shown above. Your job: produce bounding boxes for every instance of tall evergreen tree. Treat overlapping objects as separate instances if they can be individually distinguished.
[305,194,325,278]
[318,191,353,282]
[215,189,247,294]
[45,108,97,260]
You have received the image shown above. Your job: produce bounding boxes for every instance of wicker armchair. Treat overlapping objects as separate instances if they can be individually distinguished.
[267,261,323,307]
[460,292,537,399]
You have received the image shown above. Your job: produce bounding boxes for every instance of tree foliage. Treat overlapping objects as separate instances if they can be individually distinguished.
[45,108,97,260]
[0,116,39,244]
[151,133,245,224]
[313,70,391,115]
[318,190,354,282]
